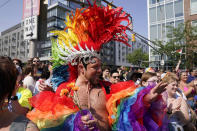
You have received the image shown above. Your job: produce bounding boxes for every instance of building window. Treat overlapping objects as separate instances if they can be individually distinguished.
[17,32,20,40]
[149,7,156,23]
[175,20,184,27]
[70,1,81,9]
[40,49,51,57]
[149,0,156,5]
[57,19,65,28]
[47,8,57,18]
[174,0,183,17]
[192,20,197,35]
[49,0,58,6]
[157,5,165,21]
[155,55,159,61]
[158,24,162,39]
[57,8,66,19]
[191,20,197,27]
[191,0,197,15]
[59,0,70,7]
[165,2,174,19]
[161,23,166,39]
[150,25,157,40]
[166,21,174,40]
[150,55,155,61]
[166,22,174,29]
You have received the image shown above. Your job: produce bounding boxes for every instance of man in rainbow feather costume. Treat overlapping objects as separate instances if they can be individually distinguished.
[27,2,168,131]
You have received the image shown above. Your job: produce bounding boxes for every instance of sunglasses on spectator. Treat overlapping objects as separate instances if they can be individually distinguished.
[112,76,120,79]
[13,62,19,65]
[33,60,40,62]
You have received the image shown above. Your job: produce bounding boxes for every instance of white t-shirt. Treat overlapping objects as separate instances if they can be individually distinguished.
[23,75,35,93]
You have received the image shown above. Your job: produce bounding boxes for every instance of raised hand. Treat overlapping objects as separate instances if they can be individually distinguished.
[152,82,168,95]
[144,82,168,103]
[38,80,53,92]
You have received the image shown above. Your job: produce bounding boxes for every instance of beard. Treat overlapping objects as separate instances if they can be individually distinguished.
[89,76,100,86]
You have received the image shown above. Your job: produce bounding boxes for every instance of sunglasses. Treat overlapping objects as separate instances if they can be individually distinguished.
[112,76,120,79]
[33,60,40,62]
[13,62,19,65]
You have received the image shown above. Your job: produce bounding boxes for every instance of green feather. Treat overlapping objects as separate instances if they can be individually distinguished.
[51,38,66,68]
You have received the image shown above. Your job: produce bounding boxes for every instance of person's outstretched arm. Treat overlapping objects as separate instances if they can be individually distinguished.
[175,59,181,73]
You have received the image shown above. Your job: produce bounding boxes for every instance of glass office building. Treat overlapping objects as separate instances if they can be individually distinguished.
[148,0,184,68]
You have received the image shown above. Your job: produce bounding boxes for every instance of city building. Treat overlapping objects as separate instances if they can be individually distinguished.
[184,0,197,51]
[0,23,29,62]
[0,0,96,62]
[185,0,197,23]
[0,0,47,62]
[0,0,147,67]
[39,0,71,61]
[148,0,185,68]
[148,0,197,69]
[39,0,98,61]
[101,37,149,67]
[41,0,146,67]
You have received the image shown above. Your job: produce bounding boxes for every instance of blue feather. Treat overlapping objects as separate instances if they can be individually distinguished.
[51,65,70,91]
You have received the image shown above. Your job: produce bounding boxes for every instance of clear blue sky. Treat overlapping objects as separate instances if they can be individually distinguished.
[0,0,148,37]
[0,0,23,33]
[110,0,148,37]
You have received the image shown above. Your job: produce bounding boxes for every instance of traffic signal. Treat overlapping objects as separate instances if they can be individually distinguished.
[108,4,112,9]
[108,1,113,9]
[131,34,136,42]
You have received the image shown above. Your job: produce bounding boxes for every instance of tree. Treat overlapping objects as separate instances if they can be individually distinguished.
[153,21,197,69]
[127,49,149,67]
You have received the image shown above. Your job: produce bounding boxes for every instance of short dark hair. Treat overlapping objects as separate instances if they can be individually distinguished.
[127,72,142,81]
[33,57,40,60]
[81,58,88,69]
[40,65,50,79]
[0,57,17,108]
[189,68,197,73]
[27,58,33,65]
[23,64,34,76]
[110,70,119,76]
[13,58,22,67]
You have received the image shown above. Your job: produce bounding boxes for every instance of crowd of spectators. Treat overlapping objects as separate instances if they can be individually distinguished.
[101,65,197,131]
[0,56,197,131]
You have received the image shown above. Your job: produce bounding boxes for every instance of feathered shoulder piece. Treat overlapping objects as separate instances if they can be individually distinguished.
[51,2,131,66]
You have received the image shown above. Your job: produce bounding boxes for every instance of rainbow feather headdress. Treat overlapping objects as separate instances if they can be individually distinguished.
[51,2,131,66]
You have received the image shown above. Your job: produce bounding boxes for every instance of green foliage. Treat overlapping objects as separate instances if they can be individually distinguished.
[153,21,197,69]
[127,49,149,67]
